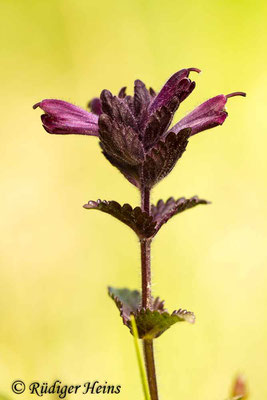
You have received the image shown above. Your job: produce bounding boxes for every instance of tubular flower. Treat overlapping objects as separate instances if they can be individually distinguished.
[33,99,99,136]
[33,69,245,188]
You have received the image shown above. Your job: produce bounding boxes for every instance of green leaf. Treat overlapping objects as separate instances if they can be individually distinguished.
[135,308,195,339]
[108,287,140,324]
[108,287,195,339]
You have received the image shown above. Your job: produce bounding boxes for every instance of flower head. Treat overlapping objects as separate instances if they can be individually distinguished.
[34,69,245,188]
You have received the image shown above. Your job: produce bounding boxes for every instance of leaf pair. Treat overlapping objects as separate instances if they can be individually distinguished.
[108,287,195,339]
[83,196,209,239]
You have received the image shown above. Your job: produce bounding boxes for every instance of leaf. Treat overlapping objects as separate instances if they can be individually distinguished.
[108,287,195,339]
[151,196,210,232]
[84,200,157,239]
[100,89,137,129]
[99,90,144,167]
[142,129,190,189]
[133,80,151,125]
[118,86,127,98]
[108,287,141,324]
[99,113,144,166]
[143,96,180,151]
[135,308,195,339]
[101,148,140,188]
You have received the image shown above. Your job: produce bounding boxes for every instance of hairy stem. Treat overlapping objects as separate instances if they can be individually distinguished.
[141,239,151,308]
[143,340,158,400]
[140,186,159,400]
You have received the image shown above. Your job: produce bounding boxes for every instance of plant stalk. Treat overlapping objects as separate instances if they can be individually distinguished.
[140,186,159,400]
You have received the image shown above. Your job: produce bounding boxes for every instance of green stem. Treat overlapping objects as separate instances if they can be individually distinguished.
[131,315,151,400]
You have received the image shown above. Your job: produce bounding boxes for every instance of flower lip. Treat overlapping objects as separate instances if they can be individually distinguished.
[226,91,246,98]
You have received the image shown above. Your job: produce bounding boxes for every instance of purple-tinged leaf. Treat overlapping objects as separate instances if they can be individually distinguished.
[108,287,195,338]
[142,129,190,188]
[133,80,151,125]
[149,87,156,97]
[143,96,180,150]
[100,89,137,129]
[101,149,140,188]
[151,196,209,232]
[83,200,156,239]
[33,99,99,136]
[99,90,144,166]
[99,113,144,166]
[118,86,127,98]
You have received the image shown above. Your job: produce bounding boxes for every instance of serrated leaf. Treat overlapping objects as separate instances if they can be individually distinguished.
[142,129,190,189]
[101,89,138,129]
[99,113,144,165]
[108,287,141,324]
[143,97,180,151]
[108,287,195,339]
[83,200,157,239]
[101,148,140,187]
[151,196,209,232]
[99,90,144,167]
[133,79,151,125]
[135,308,195,339]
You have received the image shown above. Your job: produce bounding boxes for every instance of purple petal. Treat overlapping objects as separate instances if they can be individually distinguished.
[171,92,246,136]
[33,99,99,136]
[149,68,201,114]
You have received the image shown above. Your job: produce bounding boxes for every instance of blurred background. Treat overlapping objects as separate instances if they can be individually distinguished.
[0,0,266,399]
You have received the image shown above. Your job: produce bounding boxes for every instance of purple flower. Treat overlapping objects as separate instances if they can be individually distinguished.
[34,69,245,188]
[171,92,246,136]
[33,99,99,136]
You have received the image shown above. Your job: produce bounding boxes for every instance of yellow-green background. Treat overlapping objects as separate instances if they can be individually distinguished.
[0,0,266,399]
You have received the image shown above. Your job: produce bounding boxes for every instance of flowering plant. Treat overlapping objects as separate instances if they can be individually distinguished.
[34,68,246,400]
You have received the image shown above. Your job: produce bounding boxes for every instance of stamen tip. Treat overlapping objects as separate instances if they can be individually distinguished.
[188,67,201,74]
[33,102,40,109]
[226,91,246,99]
